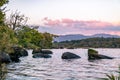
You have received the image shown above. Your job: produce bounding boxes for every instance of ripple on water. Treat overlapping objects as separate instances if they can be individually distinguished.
[6,49,120,80]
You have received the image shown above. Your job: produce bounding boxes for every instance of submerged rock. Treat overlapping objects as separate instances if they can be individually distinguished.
[33,53,52,58]
[0,52,11,63]
[61,52,81,59]
[88,49,113,60]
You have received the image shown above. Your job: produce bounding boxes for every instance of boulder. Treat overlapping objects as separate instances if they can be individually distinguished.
[88,49,113,60]
[32,49,41,54]
[33,53,52,58]
[40,50,53,54]
[32,49,53,54]
[19,49,28,57]
[97,54,113,59]
[12,47,28,57]
[32,49,52,58]
[9,53,20,62]
[61,52,81,59]
[9,47,28,62]
[0,52,11,63]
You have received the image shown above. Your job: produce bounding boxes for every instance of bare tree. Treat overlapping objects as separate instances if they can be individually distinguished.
[7,11,28,31]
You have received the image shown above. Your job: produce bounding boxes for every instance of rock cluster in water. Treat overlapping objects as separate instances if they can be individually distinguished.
[0,47,114,64]
[32,49,52,58]
[0,47,28,63]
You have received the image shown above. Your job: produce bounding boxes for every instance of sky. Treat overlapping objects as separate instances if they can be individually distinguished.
[6,0,120,35]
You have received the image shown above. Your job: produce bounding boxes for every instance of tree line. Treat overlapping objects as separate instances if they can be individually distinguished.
[53,37,120,48]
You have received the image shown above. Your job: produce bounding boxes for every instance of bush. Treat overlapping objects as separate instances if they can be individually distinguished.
[0,63,7,80]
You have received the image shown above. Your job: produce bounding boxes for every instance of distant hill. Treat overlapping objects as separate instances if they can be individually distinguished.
[53,33,120,42]
[92,33,120,38]
[53,34,89,42]
[53,37,120,48]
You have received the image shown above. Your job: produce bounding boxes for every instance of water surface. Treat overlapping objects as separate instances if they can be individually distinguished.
[6,48,120,80]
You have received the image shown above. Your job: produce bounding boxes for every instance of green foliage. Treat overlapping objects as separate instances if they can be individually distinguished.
[0,0,8,7]
[17,26,53,49]
[0,11,5,25]
[102,67,120,80]
[88,48,98,55]
[0,0,18,53]
[105,74,119,80]
[42,32,53,48]
[0,0,8,25]
[0,64,7,80]
[53,38,120,48]
[0,25,17,53]
[102,74,120,80]
[0,0,53,52]
[17,26,40,48]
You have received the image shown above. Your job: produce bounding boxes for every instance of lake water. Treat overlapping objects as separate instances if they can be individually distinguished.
[6,48,120,80]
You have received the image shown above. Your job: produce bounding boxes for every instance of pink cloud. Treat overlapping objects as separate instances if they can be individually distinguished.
[61,18,74,23]
[108,31,120,36]
[43,17,60,26]
[40,18,120,35]
[82,20,112,27]
[43,18,114,28]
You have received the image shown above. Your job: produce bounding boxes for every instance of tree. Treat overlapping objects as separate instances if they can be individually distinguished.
[0,26,17,52]
[17,26,53,49]
[0,0,18,53]
[17,26,44,48]
[7,11,28,31]
[0,0,8,7]
[42,32,53,48]
[0,0,8,25]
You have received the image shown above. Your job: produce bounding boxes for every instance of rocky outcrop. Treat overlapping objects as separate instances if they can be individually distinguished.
[12,47,28,57]
[19,49,28,57]
[0,52,11,63]
[33,53,52,58]
[61,52,81,59]
[9,53,20,62]
[88,49,113,60]
[9,47,28,62]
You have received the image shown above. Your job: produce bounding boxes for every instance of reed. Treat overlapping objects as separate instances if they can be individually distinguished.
[103,67,120,80]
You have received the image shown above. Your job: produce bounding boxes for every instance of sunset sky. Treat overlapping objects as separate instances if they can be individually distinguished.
[7,0,120,35]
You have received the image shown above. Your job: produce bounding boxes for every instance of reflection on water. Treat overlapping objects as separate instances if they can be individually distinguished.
[6,48,120,80]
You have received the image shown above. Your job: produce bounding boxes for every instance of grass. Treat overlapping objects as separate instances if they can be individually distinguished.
[103,74,120,80]
[103,67,120,80]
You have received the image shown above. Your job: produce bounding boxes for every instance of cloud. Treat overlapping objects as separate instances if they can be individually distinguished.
[42,17,61,27]
[39,18,120,35]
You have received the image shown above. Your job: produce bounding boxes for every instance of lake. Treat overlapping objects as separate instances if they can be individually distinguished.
[6,48,120,80]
